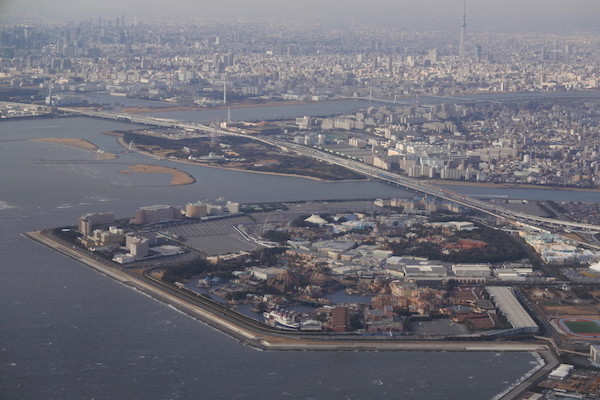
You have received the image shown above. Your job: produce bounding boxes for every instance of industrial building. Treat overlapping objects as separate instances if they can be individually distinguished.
[251,267,287,281]
[548,364,574,380]
[452,264,492,278]
[402,264,447,279]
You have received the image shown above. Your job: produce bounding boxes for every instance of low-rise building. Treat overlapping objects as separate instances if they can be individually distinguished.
[251,267,287,281]
[403,264,447,279]
[452,264,492,278]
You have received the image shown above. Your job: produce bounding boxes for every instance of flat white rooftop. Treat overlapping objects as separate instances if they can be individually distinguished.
[486,286,538,331]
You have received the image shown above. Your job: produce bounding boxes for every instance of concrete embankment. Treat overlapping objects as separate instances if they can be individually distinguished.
[24,230,550,355]
[24,230,270,347]
[497,349,559,400]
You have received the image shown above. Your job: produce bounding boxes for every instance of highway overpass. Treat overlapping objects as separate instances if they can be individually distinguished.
[59,106,600,238]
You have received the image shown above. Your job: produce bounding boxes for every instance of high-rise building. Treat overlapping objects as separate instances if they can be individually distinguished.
[427,48,438,64]
[126,236,149,258]
[78,212,115,235]
[591,344,600,365]
[331,306,350,332]
[459,0,467,58]
[134,205,181,225]
[474,45,482,63]
[185,202,208,218]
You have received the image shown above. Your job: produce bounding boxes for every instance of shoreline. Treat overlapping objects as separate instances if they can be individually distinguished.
[25,229,558,399]
[24,229,550,353]
[118,163,196,186]
[119,98,347,115]
[179,160,369,183]
[33,137,118,160]
[113,133,367,183]
[112,133,600,191]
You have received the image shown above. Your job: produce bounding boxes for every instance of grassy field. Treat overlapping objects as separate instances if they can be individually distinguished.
[564,320,600,334]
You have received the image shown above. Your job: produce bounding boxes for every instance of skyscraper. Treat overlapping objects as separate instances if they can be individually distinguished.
[459,0,467,59]
[475,45,482,63]
[427,48,438,64]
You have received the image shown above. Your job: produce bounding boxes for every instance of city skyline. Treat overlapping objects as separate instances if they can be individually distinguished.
[2,0,600,398]
[2,0,600,32]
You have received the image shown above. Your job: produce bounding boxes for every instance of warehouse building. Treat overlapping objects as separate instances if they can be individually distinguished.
[486,286,539,334]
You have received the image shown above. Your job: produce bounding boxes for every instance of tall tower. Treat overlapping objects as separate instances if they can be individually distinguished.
[459,0,467,59]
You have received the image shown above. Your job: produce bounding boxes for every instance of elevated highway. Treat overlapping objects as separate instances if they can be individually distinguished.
[268,140,600,236]
[60,107,600,239]
[342,90,600,106]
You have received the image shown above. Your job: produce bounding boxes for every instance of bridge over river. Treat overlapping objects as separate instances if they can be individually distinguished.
[59,106,600,243]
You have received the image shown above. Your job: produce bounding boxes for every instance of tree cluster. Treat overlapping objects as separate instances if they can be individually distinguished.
[387,226,526,263]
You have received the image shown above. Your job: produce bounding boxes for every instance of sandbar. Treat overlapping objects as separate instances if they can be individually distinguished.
[34,137,117,160]
[110,133,364,182]
[118,163,195,185]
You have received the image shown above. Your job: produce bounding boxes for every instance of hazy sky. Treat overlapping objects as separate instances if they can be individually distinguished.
[2,0,599,30]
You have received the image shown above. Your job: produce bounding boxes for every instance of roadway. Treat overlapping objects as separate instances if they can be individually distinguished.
[25,229,554,354]
[58,106,600,238]
[266,138,600,237]
[344,89,600,106]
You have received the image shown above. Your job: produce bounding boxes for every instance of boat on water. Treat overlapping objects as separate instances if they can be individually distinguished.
[263,309,300,330]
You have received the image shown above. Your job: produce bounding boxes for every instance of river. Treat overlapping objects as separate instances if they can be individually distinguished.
[0,114,565,400]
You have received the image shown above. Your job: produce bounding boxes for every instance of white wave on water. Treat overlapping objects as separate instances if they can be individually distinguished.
[86,195,116,203]
[490,352,545,400]
[0,200,15,210]
[32,125,59,129]
[118,283,253,348]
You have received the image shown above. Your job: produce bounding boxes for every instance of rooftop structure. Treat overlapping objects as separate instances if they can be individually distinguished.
[78,212,115,235]
[134,205,182,225]
[548,364,574,380]
[589,262,600,273]
[459,0,467,59]
[305,214,328,226]
[452,264,492,277]
[403,264,447,279]
[590,344,600,366]
[486,286,539,334]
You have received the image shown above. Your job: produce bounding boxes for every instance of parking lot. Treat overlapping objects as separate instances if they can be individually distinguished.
[407,319,469,336]
[166,216,263,256]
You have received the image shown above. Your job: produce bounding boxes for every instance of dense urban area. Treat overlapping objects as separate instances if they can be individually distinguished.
[4,14,600,400]
[2,19,600,189]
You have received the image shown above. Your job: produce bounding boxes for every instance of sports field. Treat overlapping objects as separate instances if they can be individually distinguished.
[563,320,600,334]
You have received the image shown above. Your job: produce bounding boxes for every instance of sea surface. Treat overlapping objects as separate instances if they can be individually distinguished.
[0,114,583,400]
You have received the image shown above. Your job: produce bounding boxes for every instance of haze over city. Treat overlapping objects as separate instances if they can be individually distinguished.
[2,0,600,398]
[2,0,600,31]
